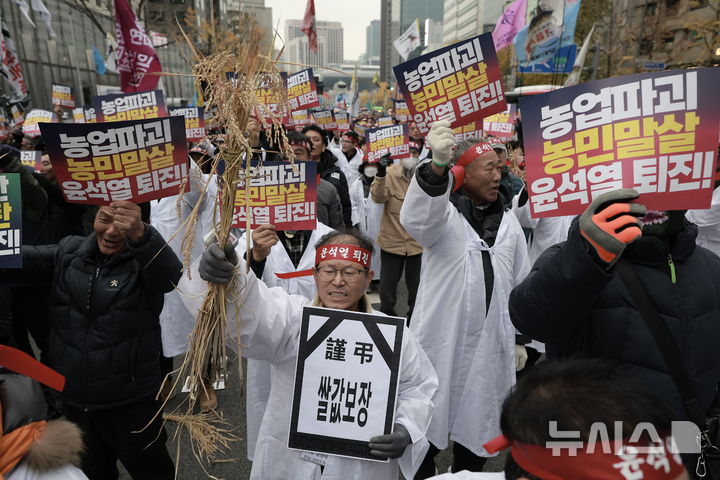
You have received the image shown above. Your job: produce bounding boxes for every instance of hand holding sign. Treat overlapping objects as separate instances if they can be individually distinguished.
[578,189,647,267]
[368,423,410,459]
[111,201,146,244]
[251,224,279,262]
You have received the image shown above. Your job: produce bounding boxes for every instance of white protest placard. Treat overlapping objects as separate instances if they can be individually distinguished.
[289,306,404,461]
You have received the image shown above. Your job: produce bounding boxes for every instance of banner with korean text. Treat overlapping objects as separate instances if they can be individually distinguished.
[335,112,350,131]
[22,110,54,136]
[393,33,506,134]
[393,100,410,122]
[520,68,720,217]
[72,108,85,123]
[92,90,168,122]
[20,151,42,172]
[40,117,188,205]
[232,160,317,230]
[453,122,484,143]
[287,69,320,111]
[287,110,310,128]
[365,125,409,162]
[0,174,22,268]
[289,306,404,461]
[377,116,393,127]
[312,110,336,131]
[169,106,206,142]
[52,83,75,108]
[83,107,97,123]
[484,106,517,140]
[255,73,287,125]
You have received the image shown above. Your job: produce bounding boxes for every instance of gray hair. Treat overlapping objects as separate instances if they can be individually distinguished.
[452,137,484,165]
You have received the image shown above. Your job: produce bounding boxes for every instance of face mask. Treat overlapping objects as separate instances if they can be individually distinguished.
[401,157,418,170]
[364,166,378,178]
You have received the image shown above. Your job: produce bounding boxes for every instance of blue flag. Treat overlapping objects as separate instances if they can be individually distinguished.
[189,90,198,107]
[93,46,106,75]
[514,0,581,70]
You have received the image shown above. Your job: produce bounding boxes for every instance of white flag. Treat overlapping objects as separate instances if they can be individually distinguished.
[13,0,35,27]
[1,17,29,98]
[393,19,421,61]
[564,24,595,87]
[105,32,118,73]
[31,0,56,37]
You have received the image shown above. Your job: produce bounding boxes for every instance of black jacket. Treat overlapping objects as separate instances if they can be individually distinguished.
[510,219,720,421]
[318,150,352,228]
[10,225,182,410]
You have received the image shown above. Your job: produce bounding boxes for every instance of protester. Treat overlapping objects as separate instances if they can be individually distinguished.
[349,158,383,287]
[336,130,364,188]
[509,189,720,474]
[400,121,530,477]
[408,122,430,160]
[302,125,353,228]
[489,358,687,480]
[240,220,334,461]
[1,201,181,480]
[1,346,87,480]
[180,229,438,479]
[490,142,523,202]
[370,150,423,318]
[287,130,344,229]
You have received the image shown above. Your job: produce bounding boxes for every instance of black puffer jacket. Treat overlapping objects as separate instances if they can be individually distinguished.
[510,219,720,422]
[318,150,352,227]
[14,225,182,411]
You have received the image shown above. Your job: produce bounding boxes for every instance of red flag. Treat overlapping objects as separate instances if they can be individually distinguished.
[301,0,317,53]
[114,0,161,92]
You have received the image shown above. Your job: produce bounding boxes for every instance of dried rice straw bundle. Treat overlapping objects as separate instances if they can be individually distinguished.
[155,13,293,471]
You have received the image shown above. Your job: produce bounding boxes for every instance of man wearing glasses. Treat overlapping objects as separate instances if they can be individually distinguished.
[179,229,438,480]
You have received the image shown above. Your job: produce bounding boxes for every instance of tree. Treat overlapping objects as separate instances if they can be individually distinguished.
[678,0,720,66]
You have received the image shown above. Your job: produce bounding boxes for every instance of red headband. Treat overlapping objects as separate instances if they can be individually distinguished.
[450,142,496,192]
[290,141,312,154]
[316,244,372,269]
[484,435,685,480]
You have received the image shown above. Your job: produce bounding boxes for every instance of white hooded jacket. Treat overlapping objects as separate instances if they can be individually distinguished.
[399,174,530,456]
[178,258,438,480]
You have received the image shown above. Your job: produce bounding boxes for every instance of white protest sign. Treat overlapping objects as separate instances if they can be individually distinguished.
[289,306,404,461]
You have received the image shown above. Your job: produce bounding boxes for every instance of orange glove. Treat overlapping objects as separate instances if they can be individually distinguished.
[579,189,647,266]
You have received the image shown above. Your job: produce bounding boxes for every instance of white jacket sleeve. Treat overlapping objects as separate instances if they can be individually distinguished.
[400,173,454,249]
[349,179,363,226]
[511,186,539,229]
[509,213,531,287]
[395,329,438,479]
[178,259,308,364]
[686,186,720,226]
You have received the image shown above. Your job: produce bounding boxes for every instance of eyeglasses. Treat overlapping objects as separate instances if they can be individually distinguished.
[315,266,368,283]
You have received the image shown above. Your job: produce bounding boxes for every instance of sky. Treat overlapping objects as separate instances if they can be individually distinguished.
[263,0,381,61]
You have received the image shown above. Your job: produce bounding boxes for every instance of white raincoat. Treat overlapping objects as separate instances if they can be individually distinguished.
[349,177,383,279]
[151,163,218,357]
[399,176,530,456]
[7,464,88,480]
[178,261,438,480]
[241,222,334,460]
[511,188,574,266]
[686,186,720,257]
[329,142,364,188]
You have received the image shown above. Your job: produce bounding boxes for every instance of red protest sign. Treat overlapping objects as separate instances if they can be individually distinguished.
[52,83,75,109]
[20,151,42,172]
[169,106,206,142]
[232,160,318,231]
[365,125,410,162]
[287,68,320,111]
[92,90,168,122]
[520,68,720,218]
[40,117,189,205]
[393,33,506,134]
[453,121,484,142]
[22,110,55,136]
[335,112,350,131]
[312,110,336,131]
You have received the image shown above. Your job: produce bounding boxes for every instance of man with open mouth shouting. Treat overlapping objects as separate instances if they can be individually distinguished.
[510,188,720,476]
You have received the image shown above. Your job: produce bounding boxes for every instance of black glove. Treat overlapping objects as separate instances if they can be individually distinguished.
[376,153,392,177]
[368,424,410,459]
[199,243,238,284]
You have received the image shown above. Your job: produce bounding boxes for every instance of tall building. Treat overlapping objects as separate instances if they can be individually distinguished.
[285,19,344,66]
[285,36,328,73]
[442,0,503,45]
[365,19,381,64]
[380,0,444,83]
[222,0,274,53]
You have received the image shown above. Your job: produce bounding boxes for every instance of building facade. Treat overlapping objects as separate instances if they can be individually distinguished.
[364,19,381,65]
[379,0,444,83]
[442,0,503,45]
[285,19,344,67]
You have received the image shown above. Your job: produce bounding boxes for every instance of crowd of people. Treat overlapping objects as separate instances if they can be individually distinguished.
[1,107,719,480]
